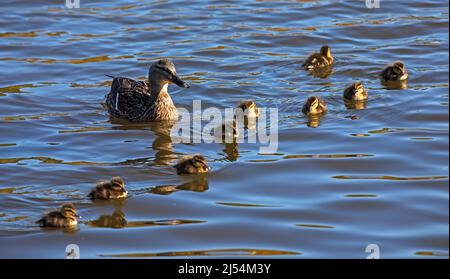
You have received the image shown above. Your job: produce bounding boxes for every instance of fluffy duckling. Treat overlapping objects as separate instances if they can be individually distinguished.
[235,100,260,129]
[343,82,368,101]
[302,96,328,115]
[381,61,408,81]
[36,203,80,228]
[175,154,209,175]
[104,59,190,121]
[88,177,128,200]
[303,45,334,70]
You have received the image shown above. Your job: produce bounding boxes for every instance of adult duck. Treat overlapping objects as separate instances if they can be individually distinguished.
[104,59,190,121]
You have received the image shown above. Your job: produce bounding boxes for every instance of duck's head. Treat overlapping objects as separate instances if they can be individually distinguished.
[320,45,333,61]
[149,59,190,88]
[392,61,408,80]
[303,96,327,115]
[190,154,210,172]
[60,203,80,220]
[108,177,127,194]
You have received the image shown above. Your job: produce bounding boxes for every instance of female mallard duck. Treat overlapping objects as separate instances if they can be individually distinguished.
[303,45,334,70]
[88,177,128,200]
[104,59,190,121]
[302,96,327,115]
[36,203,80,228]
[343,81,368,101]
[381,61,408,81]
[175,154,209,175]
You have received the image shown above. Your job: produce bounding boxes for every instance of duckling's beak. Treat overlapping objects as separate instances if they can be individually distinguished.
[75,214,81,219]
[171,74,190,88]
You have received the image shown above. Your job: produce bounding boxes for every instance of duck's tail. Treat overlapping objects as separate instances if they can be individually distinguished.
[105,74,115,79]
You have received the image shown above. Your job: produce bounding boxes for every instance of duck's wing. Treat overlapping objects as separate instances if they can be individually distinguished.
[104,75,151,120]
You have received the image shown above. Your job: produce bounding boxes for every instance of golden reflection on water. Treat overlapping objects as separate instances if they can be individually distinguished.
[382,79,408,90]
[344,100,368,110]
[307,114,323,128]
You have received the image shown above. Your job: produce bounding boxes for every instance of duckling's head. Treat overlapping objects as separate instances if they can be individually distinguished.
[60,203,80,220]
[149,59,190,88]
[237,100,260,116]
[191,154,209,171]
[303,96,327,115]
[109,177,127,192]
[392,61,407,79]
[320,45,333,60]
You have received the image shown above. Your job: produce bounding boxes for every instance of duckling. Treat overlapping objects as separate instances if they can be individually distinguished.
[104,59,190,121]
[235,100,260,129]
[343,81,368,101]
[175,154,209,175]
[302,96,328,115]
[381,61,408,81]
[36,203,80,228]
[88,177,128,200]
[303,45,334,70]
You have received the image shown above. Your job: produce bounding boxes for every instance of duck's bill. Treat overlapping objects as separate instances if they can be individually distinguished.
[75,214,82,219]
[171,75,190,88]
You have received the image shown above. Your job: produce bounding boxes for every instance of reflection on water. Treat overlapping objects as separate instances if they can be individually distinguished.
[222,143,240,162]
[344,100,368,110]
[0,0,448,258]
[88,210,127,229]
[307,66,333,79]
[306,114,323,128]
[87,209,205,229]
[149,176,209,195]
[382,79,408,90]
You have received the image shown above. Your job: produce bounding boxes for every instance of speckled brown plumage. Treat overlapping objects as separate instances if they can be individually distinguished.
[381,61,408,81]
[104,59,190,121]
[343,81,368,101]
[175,154,209,175]
[302,96,328,115]
[303,45,334,70]
[36,203,79,228]
[88,176,128,200]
